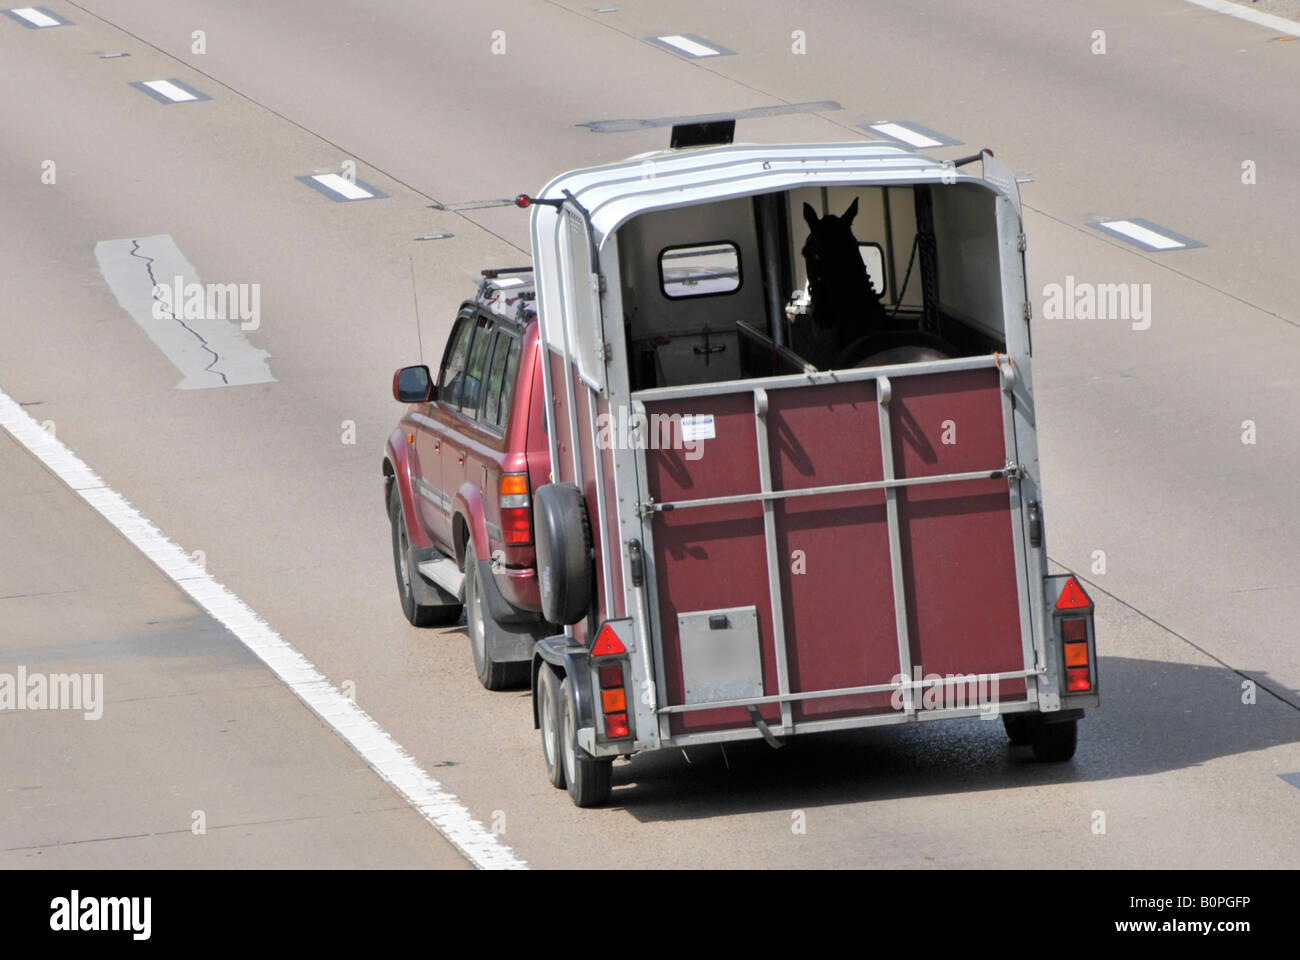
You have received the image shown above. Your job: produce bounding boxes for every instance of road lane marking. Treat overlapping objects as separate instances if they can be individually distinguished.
[0,388,528,871]
[1184,0,1300,35]
[864,121,962,149]
[299,173,387,202]
[130,78,210,104]
[648,34,733,58]
[1090,218,1205,251]
[94,235,274,389]
[4,6,67,27]
[580,99,841,133]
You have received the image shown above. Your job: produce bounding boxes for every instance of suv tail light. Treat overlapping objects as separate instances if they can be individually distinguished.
[500,473,532,545]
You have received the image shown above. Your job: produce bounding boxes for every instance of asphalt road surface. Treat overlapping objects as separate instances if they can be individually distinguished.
[2,0,1297,868]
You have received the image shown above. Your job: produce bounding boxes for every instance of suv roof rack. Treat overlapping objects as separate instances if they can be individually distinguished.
[480,266,534,279]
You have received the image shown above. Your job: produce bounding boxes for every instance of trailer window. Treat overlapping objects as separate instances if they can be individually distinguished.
[659,242,741,299]
[859,243,886,296]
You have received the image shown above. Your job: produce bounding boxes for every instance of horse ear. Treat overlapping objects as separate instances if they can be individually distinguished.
[803,202,820,229]
[842,196,859,225]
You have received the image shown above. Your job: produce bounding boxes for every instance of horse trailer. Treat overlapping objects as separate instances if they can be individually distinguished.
[520,136,1098,806]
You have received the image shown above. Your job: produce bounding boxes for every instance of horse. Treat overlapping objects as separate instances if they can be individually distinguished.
[801,198,951,367]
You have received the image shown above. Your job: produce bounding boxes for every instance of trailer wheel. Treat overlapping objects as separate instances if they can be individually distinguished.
[390,484,463,627]
[1030,718,1078,762]
[560,676,612,807]
[1002,714,1033,747]
[538,666,566,789]
[466,556,529,691]
[533,483,593,626]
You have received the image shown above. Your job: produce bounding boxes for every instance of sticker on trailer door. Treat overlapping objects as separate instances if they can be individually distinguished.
[680,414,716,442]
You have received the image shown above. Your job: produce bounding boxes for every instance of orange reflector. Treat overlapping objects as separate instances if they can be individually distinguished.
[500,474,529,496]
[1067,667,1091,692]
[603,713,629,739]
[1064,642,1089,668]
[591,623,626,657]
[407,433,414,444]
[601,688,626,713]
[1056,576,1091,610]
[1061,617,1087,643]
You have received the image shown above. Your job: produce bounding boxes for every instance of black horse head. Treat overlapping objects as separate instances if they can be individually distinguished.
[801,198,888,334]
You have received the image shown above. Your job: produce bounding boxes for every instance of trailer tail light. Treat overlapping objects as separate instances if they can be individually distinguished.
[1059,612,1092,692]
[499,473,532,545]
[1061,617,1087,643]
[1055,576,1091,610]
[591,623,627,657]
[593,624,632,742]
[1067,668,1092,692]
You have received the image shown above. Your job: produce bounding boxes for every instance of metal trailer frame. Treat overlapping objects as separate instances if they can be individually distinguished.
[528,141,1097,759]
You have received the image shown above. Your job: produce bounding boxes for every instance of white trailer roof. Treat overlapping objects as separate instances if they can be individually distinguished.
[529,140,1012,253]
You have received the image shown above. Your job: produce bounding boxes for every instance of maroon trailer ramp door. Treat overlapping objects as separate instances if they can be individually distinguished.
[639,359,1028,738]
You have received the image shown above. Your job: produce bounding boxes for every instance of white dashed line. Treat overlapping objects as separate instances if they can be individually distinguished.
[1096,219,1187,251]
[0,388,528,871]
[7,6,61,27]
[868,122,942,149]
[311,173,375,200]
[141,79,197,102]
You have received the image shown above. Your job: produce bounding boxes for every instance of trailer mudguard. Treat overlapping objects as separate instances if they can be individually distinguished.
[531,634,592,729]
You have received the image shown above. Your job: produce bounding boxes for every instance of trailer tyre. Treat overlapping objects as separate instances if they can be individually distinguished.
[533,483,593,626]
[538,666,566,789]
[1030,718,1078,762]
[560,676,612,807]
[1002,714,1033,747]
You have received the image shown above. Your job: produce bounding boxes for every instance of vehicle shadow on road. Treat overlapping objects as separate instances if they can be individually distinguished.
[610,655,1300,822]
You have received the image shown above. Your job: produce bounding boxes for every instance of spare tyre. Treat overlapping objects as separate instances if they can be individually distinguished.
[533,482,593,626]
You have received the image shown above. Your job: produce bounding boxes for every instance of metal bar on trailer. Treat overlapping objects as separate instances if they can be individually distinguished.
[631,398,674,745]
[752,388,793,734]
[657,668,1039,714]
[876,376,916,717]
[995,355,1041,705]
[633,353,999,404]
[645,464,1018,513]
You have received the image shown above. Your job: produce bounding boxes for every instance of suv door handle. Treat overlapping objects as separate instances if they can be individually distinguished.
[458,454,465,466]
[433,439,440,453]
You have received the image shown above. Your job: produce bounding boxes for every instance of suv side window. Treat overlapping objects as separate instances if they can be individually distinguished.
[459,313,494,416]
[482,332,521,430]
[439,312,475,408]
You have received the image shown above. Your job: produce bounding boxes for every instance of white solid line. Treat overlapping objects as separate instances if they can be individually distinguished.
[143,79,198,103]
[1098,219,1186,250]
[657,34,720,57]
[312,173,374,200]
[0,388,528,871]
[11,6,59,26]
[869,122,943,149]
[1183,0,1300,35]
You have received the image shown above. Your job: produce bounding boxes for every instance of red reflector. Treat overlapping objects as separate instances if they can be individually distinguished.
[591,623,626,657]
[1056,576,1091,610]
[1067,667,1091,692]
[501,507,531,545]
[598,663,623,688]
[1061,617,1087,643]
[603,713,629,739]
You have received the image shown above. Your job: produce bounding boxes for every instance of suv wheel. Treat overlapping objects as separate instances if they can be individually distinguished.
[465,552,530,690]
[389,483,462,627]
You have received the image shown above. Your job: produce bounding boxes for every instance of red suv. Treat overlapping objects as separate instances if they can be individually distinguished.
[383,269,552,688]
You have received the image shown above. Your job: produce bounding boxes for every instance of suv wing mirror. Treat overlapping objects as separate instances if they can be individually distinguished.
[393,365,436,403]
